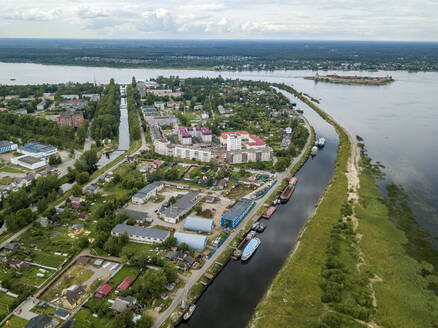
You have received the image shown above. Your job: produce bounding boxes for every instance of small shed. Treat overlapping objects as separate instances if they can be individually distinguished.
[184,217,214,234]
[174,232,208,251]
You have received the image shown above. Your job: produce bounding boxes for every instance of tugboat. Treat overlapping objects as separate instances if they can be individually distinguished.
[318,137,326,147]
[311,146,318,157]
[183,304,196,320]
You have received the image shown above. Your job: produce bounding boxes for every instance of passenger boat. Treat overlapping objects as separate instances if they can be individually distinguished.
[318,137,326,147]
[280,185,294,203]
[241,238,261,261]
[311,146,318,156]
[256,223,265,233]
[261,206,277,219]
[183,304,196,320]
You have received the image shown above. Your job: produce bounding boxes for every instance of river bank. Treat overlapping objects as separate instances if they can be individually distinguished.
[304,74,394,85]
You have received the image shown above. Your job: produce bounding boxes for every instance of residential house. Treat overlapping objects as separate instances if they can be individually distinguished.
[25,314,56,328]
[110,296,137,313]
[95,283,112,298]
[62,285,86,310]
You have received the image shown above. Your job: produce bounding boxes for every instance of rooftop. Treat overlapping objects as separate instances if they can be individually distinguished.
[222,198,253,221]
[112,224,170,241]
[161,191,200,219]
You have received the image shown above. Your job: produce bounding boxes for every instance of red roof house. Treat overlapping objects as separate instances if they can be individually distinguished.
[95,283,112,298]
[117,277,133,291]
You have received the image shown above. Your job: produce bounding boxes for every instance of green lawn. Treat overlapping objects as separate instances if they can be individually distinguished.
[109,265,139,287]
[73,308,111,328]
[0,293,17,319]
[29,250,66,268]
[1,315,28,328]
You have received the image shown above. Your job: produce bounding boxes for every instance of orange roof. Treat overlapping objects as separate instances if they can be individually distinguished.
[248,135,266,146]
[117,277,133,291]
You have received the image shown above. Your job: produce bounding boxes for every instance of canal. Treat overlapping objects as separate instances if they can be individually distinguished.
[179,91,338,328]
[95,89,130,168]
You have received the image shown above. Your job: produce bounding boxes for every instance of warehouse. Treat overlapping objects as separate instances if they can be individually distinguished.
[132,181,163,204]
[221,198,254,228]
[184,217,214,234]
[174,232,208,251]
[18,142,58,158]
[11,155,46,170]
[0,141,17,154]
[111,224,170,244]
[160,191,201,224]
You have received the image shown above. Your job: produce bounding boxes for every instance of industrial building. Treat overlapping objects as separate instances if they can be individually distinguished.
[111,224,170,244]
[184,217,214,234]
[174,232,208,251]
[18,142,58,158]
[221,198,254,228]
[0,141,17,154]
[160,191,201,224]
[131,182,163,204]
[11,155,46,170]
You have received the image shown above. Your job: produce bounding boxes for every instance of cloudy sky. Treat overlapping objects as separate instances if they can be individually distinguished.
[0,0,437,40]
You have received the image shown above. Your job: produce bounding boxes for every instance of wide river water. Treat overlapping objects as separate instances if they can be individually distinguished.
[1,62,437,325]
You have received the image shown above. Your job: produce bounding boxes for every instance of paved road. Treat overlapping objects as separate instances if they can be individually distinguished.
[153,116,312,328]
[0,224,32,249]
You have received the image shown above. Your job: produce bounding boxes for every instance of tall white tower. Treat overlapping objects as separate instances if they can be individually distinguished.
[227,134,242,151]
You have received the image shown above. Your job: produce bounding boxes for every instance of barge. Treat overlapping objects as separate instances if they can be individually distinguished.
[232,231,256,260]
[280,185,295,203]
[261,205,277,219]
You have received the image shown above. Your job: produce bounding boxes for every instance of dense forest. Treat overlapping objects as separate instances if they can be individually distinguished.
[126,78,141,142]
[91,79,120,142]
[0,112,82,149]
[0,39,437,71]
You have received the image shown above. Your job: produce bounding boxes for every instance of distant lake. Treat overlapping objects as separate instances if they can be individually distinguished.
[1,62,437,241]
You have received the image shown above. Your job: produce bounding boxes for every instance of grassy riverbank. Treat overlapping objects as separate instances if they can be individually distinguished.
[249,85,351,327]
[355,146,438,327]
[250,84,438,328]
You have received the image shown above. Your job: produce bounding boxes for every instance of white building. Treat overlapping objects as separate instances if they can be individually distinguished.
[61,94,79,100]
[11,155,46,170]
[132,182,163,204]
[17,142,58,158]
[111,224,170,244]
[201,111,210,120]
[227,134,242,151]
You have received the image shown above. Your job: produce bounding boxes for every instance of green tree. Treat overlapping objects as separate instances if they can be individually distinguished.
[76,172,90,185]
[136,315,153,328]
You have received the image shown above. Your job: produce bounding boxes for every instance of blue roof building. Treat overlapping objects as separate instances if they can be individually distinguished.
[0,141,17,154]
[184,217,214,234]
[221,198,254,228]
[174,232,208,251]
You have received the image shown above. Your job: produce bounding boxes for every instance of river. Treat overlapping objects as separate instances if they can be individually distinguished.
[1,62,437,324]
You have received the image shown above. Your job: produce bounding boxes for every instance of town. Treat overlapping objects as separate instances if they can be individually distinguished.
[0,76,310,328]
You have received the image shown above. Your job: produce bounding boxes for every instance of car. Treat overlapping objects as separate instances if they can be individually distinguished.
[16,308,22,314]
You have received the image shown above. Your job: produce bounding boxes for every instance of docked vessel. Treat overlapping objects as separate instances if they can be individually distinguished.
[289,176,298,186]
[183,304,196,320]
[311,146,318,156]
[318,137,326,147]
[280,185,295,203]
[241,238,261,261]
[261,206,277,219]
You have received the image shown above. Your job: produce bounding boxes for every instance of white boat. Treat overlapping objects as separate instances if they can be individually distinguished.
[311,146,318,156]
[183,304,196,320]
[241,237,261,261]
[318,138,326,147]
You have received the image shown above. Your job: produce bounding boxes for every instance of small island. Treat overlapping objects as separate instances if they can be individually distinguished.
[305,73,394,85]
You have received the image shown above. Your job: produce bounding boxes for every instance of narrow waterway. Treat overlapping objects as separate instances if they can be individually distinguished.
[179,92,338,328]
[95,88,130,168]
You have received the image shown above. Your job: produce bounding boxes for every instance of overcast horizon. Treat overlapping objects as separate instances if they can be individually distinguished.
[1,0,438,41]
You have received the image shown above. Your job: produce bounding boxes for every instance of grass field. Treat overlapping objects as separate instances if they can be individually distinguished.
[29,250,66,268]
[248,85,350,327]
[356,169,438,327]
[1,315,27,328]
[109,265,139,287]
[73,308,112,328]
[0,294,17,320]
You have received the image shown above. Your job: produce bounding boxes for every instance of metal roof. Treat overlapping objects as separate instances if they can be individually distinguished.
[112,224,169,241]
[174,232,207,251]
[223,198,253,221]
[184,217,214,233]
[161,191,200,219]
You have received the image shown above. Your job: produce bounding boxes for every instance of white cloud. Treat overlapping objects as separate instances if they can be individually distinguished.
[0,0,437,40]
[4,8,61,21]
